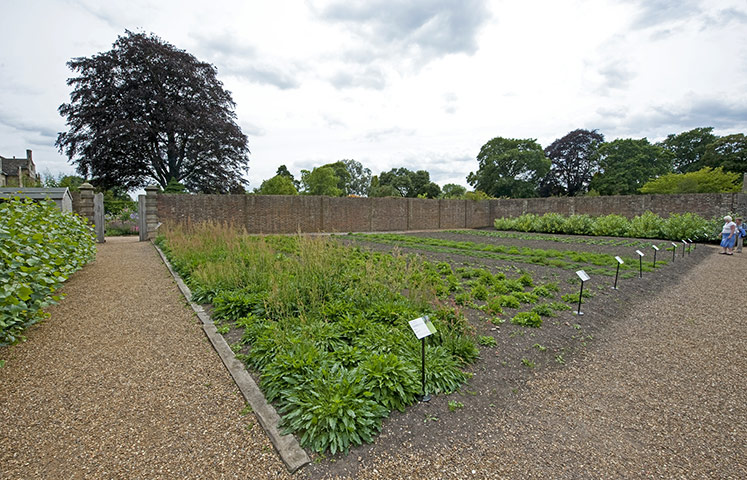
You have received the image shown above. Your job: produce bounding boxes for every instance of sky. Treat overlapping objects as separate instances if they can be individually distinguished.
[2,0,747,192]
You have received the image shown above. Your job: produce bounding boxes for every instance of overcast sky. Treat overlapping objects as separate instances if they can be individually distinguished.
[2,0,747,191]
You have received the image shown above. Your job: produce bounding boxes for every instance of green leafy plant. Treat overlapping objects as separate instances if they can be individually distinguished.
[478,335,497,347]
[359,353,419,413]
[511,311,542,328]
[0,198,96,345]
[448,400,464,411]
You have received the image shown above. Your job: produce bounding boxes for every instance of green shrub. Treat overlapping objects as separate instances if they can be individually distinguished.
[260,340,326,402]
[493,217,517,231]
[661,213,710,241]
[561,214,594,235]
[514,213,539,232]
[421,345,471,394]
[627,211,663,239]
[517,273,534,287]
[0,198,96,345]
[535,212,566,233]
[513,292,539,304]
[439,332,480,365]
[591,214,630,237]
[470,283,489,301]
[511,311,542,328]
[212,289,267,321]
[454,292,472,306]
[279,365,388,454]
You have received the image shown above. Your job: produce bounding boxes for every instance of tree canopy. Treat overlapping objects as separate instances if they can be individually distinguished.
[300,167,343,196]
[440,183,467,198]
[56,31,249,193]
[589,138,673,195]
[702,133,747,174]
[639,167,742,194]
[659,127,718,174]
[467,137,550,198]
[371,168,441,198]
[255,174,299,195]
[543,129,604,196]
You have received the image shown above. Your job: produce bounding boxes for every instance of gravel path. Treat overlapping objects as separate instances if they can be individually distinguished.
[2,239,744,479]
[321,246,746,479]
[0,237,290,479]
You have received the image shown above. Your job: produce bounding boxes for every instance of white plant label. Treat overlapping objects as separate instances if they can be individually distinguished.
[615,256,624,264]
[576,270,590,282]
[409,316,436,339]
[652,245,659,251]
[635,250,644,257]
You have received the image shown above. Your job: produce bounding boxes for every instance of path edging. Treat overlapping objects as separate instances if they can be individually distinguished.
[153,242,310,473]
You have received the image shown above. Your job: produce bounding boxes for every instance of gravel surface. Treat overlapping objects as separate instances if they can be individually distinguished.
[2,237,744,479]
[308,245,746,479]
[0,237,290,479]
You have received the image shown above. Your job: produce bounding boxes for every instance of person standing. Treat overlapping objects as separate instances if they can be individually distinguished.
[720,215,737,255]
[735,217,746,253]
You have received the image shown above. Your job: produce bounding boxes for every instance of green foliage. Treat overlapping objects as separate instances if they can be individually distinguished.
[163,178,188,193]
[448,400,464,411]
[497,295,520,309]
[301,166,343,196]
[0,198,96,345]
[702,133,747,173]
[590,214,630,237]
[478,335,497,347]
[511,311,542,328]
[159,224,476,454]
[590,138,673,195]
[255,174,299,195]
[659,127,718,173]
[531,303,556,317]
[639,167,742,194]
[279,365,388,454]
[534,213,567,233]
[493,211,712,241]
[375,167,441,198]
[627,211,663,239]
[440,183,467,199]
[467,137,551,198]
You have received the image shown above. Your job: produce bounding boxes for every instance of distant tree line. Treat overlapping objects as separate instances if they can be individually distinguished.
[468,127,745,198]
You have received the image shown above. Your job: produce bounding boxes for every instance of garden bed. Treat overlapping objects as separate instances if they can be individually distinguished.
[155,225,709,479]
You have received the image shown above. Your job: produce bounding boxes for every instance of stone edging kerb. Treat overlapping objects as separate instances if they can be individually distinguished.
[152,241,310,473]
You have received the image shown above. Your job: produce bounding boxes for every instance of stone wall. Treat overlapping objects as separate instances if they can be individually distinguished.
[149,192,747,237]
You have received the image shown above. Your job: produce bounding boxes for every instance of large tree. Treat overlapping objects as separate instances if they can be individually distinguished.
[255,175,299,195]
[589,138,673,195]
[702,133,747,174]
[300,167,343,196]
[467,137,550,198]
[543,129,604,196]
[639,167,742,194]
[56,31,249,193]
[341,159,372,196]
[373,168,440,198]
[659,127,718,173]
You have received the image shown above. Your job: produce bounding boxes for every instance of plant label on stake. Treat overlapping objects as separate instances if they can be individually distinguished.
[652,245,659,268]
[681,240,687,257]
[688,238,696,250]
[635,250,644,278]
[683,239,691,255]
[612,256,624,290]
[408,316,436,402]
[671,242,677,262]
[574,270,590,315]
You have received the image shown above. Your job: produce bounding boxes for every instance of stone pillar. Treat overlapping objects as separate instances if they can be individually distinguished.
[143,185,160,241]
[93,192,105,243]
[78,182,95,225]
[742,173,747,194]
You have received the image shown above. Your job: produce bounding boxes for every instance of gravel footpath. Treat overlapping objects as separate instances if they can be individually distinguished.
[0,237,290,479]
[321,246,746,479]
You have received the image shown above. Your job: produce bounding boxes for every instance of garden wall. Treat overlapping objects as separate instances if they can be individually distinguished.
[148,192,747,237]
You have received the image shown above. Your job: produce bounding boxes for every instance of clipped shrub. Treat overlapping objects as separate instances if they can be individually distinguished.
[591,214,630,237]
[627,211,663,239]
[511,311,542,328]
[1,198,96,345]
[280,365,388,454]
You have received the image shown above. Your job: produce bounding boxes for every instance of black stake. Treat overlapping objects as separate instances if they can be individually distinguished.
[682,242,686,258]
[576,280,584,315]
[653,249,657,268]
[672,243,676,262]
[639,255,643,278]
[420,337,430,402]
[613,262,620,289]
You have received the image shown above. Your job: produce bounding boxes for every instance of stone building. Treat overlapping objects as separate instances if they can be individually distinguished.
[0,149,40,187]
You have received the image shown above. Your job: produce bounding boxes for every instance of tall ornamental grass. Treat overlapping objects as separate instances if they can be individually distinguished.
[0,198,96,345]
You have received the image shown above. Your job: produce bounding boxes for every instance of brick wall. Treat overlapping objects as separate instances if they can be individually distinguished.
[154,192,747,234]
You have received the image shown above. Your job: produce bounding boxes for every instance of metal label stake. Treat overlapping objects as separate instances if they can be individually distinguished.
[652,245,659,268]
[613,256,624,290]
[408,316,436,402]
[635,250,644,278]
[574,270,590,315]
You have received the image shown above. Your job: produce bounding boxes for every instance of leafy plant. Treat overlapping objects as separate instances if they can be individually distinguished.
[359,353,419,413]
[279,365,388,454]
[511,311,542,328]
[448,400,464,411]
[0,198,96,345]
[478,335,497,347]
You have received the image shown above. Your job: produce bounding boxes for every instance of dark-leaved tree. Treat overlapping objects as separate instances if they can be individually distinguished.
[543,129,604,196]
[56,31,250,193]
[659,127,718,173]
